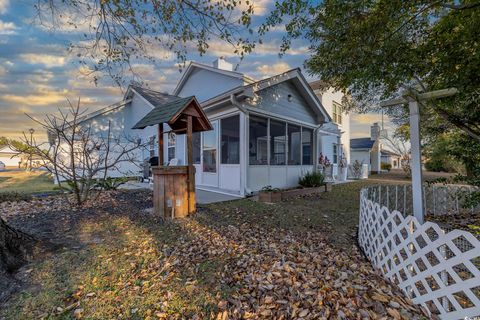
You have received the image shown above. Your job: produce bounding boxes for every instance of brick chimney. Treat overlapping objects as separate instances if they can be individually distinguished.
[370,122,380,141]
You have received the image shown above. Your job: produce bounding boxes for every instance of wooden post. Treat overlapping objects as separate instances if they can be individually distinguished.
[408,99,424,223]
[186,115,196,214]
[158,124,164,166]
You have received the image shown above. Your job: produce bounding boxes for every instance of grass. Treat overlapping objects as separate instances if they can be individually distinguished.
[0,171,445,319]
[0,170,56,194]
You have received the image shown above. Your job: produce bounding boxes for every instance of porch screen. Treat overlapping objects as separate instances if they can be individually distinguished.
[302,128,313,165]
[270,120,286,165]
[203,122,217,172]
[221,115,240,164]
[288,124,301,165]
[249,116,268,165]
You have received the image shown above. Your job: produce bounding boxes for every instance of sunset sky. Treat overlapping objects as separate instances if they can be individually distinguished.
[0,0,393,141]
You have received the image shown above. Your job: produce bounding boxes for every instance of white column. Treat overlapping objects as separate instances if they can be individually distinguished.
[408,99,424,223]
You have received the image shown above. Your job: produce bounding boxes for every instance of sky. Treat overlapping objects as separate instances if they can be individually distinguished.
[0,0,394,141]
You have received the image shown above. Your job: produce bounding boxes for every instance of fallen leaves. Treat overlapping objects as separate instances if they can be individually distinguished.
[0,190,432,319]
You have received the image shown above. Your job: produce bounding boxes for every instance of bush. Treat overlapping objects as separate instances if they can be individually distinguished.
[381,162,392,171]
[95,177,130,190]
[298,171,324,188]
[0,192,32,203]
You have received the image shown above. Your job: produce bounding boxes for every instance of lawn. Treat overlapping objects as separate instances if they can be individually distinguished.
[0,180,429,319]
[0,170,56,194]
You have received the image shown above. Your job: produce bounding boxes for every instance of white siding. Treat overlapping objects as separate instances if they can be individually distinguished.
[314,88,350,163]
[177,68,244,102]
[247,82,318,125]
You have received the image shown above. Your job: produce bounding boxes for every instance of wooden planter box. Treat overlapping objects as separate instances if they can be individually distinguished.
[258,191,282,203]
[258,183,333,203]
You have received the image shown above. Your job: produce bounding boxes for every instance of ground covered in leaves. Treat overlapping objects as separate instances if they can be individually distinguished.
[0,185,431,319]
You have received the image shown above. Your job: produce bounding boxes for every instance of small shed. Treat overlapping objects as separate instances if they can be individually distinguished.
[133,96,212,218]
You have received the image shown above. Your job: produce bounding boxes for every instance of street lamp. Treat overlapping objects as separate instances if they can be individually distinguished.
[380,88,457,223]
[29,128,35,170]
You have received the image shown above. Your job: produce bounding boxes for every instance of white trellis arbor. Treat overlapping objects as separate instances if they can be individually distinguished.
[379,88,458,223]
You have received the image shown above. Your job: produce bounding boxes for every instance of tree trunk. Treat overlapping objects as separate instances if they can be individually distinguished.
[0,217,36,273]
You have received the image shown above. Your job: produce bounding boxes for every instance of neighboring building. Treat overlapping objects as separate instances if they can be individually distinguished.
[65,58,351,195]
[350,123,382,174]
[0,145,21,168]
[381,149,401,169]
[309,81,350,166]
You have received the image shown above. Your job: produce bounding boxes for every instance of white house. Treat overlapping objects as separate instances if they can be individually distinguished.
[381,149,401,169]
[70,58,350,195]
[350,123,382,174]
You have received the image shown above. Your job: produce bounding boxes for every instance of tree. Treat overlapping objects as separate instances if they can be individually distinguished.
[17,99,145,206]
[35,0,258,85]
[261,0,480,142]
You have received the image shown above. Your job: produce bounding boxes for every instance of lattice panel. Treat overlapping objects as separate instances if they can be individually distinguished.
[359,189,480,320]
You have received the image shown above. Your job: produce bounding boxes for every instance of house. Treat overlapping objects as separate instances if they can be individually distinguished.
[350,123,382,174]
[381,149,401,169]
[309,81,350,174]
[69,58,350,195]
[0,145,21,168]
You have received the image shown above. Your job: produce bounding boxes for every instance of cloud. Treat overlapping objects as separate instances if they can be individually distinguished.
[0,64,6,76]
[0,0,8,14]
[2,87,70,106]
[256,62,291,77]
[19,54,67,68]
[351,113,385,125]
[0,19,17,35]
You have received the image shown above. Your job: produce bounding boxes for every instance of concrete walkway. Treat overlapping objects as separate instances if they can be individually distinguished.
[119,181,241,204]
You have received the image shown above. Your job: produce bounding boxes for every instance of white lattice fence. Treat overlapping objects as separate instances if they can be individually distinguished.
[359,188,480,319]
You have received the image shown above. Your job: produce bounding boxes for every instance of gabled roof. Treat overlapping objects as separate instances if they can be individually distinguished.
[128,85,179,107]
[351,138,376,150]
[133,96,195,129]
[201,68,332,123]
[173,61,255,96]
[132,95,212,133]
[77,99,131,124]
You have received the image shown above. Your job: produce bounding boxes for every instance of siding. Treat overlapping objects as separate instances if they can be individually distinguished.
[246,81,319,125]
[177,68,244,102]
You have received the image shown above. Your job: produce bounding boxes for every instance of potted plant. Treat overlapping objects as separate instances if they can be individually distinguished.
[259,185,282,203]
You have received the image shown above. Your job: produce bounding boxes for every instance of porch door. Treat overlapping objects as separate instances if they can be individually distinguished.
[201,121,218,187]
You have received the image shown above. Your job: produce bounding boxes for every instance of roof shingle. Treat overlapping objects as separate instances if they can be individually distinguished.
[350,138,375,150]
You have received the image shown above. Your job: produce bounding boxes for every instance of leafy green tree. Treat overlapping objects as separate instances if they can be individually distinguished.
[261,0,480,142]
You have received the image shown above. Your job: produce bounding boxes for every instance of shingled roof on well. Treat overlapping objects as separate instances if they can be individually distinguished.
[132,96,195,129]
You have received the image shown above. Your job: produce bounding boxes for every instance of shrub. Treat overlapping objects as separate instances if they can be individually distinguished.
[0,192,32,203]
[351,160,364,179]
[95,177,130,190]
[298,171,324,188]
[381,162,392,171]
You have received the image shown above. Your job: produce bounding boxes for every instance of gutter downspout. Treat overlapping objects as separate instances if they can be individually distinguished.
[230,93,251,196]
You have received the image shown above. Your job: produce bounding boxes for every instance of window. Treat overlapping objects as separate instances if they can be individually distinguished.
[167,132,176,161]
[302,128,313,165]
[149,136,155,158]
[270,120,286,165]
[203,122,217,172]
[221,115,240,164]
[192,132,201,164]
[287,124,301,165]
[333,102,343,125]
[249,116,268,165]
[333,144,338,164]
